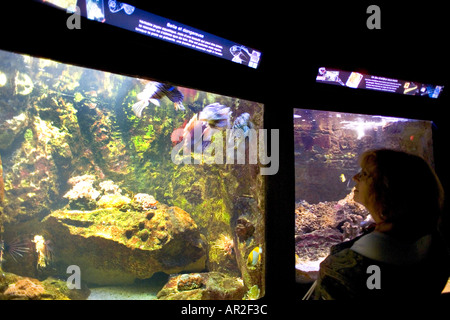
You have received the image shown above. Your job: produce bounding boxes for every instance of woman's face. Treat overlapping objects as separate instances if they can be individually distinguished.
[353,168,370,206]
[353,167,381,222]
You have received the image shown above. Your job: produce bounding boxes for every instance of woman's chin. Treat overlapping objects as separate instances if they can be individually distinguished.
[353,191,360,203]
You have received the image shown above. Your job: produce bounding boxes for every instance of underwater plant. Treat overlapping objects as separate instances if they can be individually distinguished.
[211,234,234,256]
[243,285,260,300]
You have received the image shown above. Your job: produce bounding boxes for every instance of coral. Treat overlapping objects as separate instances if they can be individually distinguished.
[295,190,370,283]
[177,273,204,291]
[64,175,100,201]
[133,193,158,211]
[64,177,132,210]
[0,271,89,300]
[295,200,336,235]
[211,234,234,257]
[3,277,46,300]
[99,180,121,195]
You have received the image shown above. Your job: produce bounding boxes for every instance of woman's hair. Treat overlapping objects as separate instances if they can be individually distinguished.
[359,149,444,238]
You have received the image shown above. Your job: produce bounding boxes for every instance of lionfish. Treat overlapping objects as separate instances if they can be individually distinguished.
[32,235,54,269]
[0,237,30,267]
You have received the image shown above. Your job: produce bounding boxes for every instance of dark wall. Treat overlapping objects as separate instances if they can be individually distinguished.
[1,0,449,309]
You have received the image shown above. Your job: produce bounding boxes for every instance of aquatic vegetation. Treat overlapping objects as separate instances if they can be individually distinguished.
[243,285,260,300]
[23,128,34,144]
[14,72,34,95]
[211,234,234,257]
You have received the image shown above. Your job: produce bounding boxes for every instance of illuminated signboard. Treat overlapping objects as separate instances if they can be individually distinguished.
[316,67,444,99]
[39,0,262,69]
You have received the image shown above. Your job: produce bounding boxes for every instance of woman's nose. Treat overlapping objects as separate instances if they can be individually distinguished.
[353,173,360,182]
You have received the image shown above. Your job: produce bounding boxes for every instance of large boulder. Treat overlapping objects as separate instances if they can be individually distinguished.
[42,204,206,285]
[156,272,245,300]
[0,271,90,300]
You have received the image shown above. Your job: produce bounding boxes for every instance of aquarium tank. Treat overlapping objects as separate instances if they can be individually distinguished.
[293,108,434,283]
[0,49,265,300]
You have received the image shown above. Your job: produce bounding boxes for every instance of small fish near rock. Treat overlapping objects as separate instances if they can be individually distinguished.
[179,103,232,153]
[247,246,262,268]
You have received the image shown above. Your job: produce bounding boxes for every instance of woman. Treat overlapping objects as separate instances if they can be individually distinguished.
[312,149,450,299]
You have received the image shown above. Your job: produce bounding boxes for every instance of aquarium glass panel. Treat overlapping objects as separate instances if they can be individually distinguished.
[293,108,434,283]
[0,49,265,300]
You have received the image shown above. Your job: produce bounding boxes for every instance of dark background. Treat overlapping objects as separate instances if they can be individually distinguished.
[1,0,448,315]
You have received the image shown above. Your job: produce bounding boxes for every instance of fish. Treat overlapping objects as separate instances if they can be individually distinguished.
[132,82,185,117]
[181,103,232,153]
[181,113,212,153]
[228,112,253,144]
[2,237,30,262]
[198,103,231,129]
[232,113,252,133]
[32,235,53,269]
[171,119,189,146]
[247,246,262,267]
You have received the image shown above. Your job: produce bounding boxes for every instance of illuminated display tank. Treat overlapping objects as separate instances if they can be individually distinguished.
[293,108,434,283]
[0,49,265,300]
